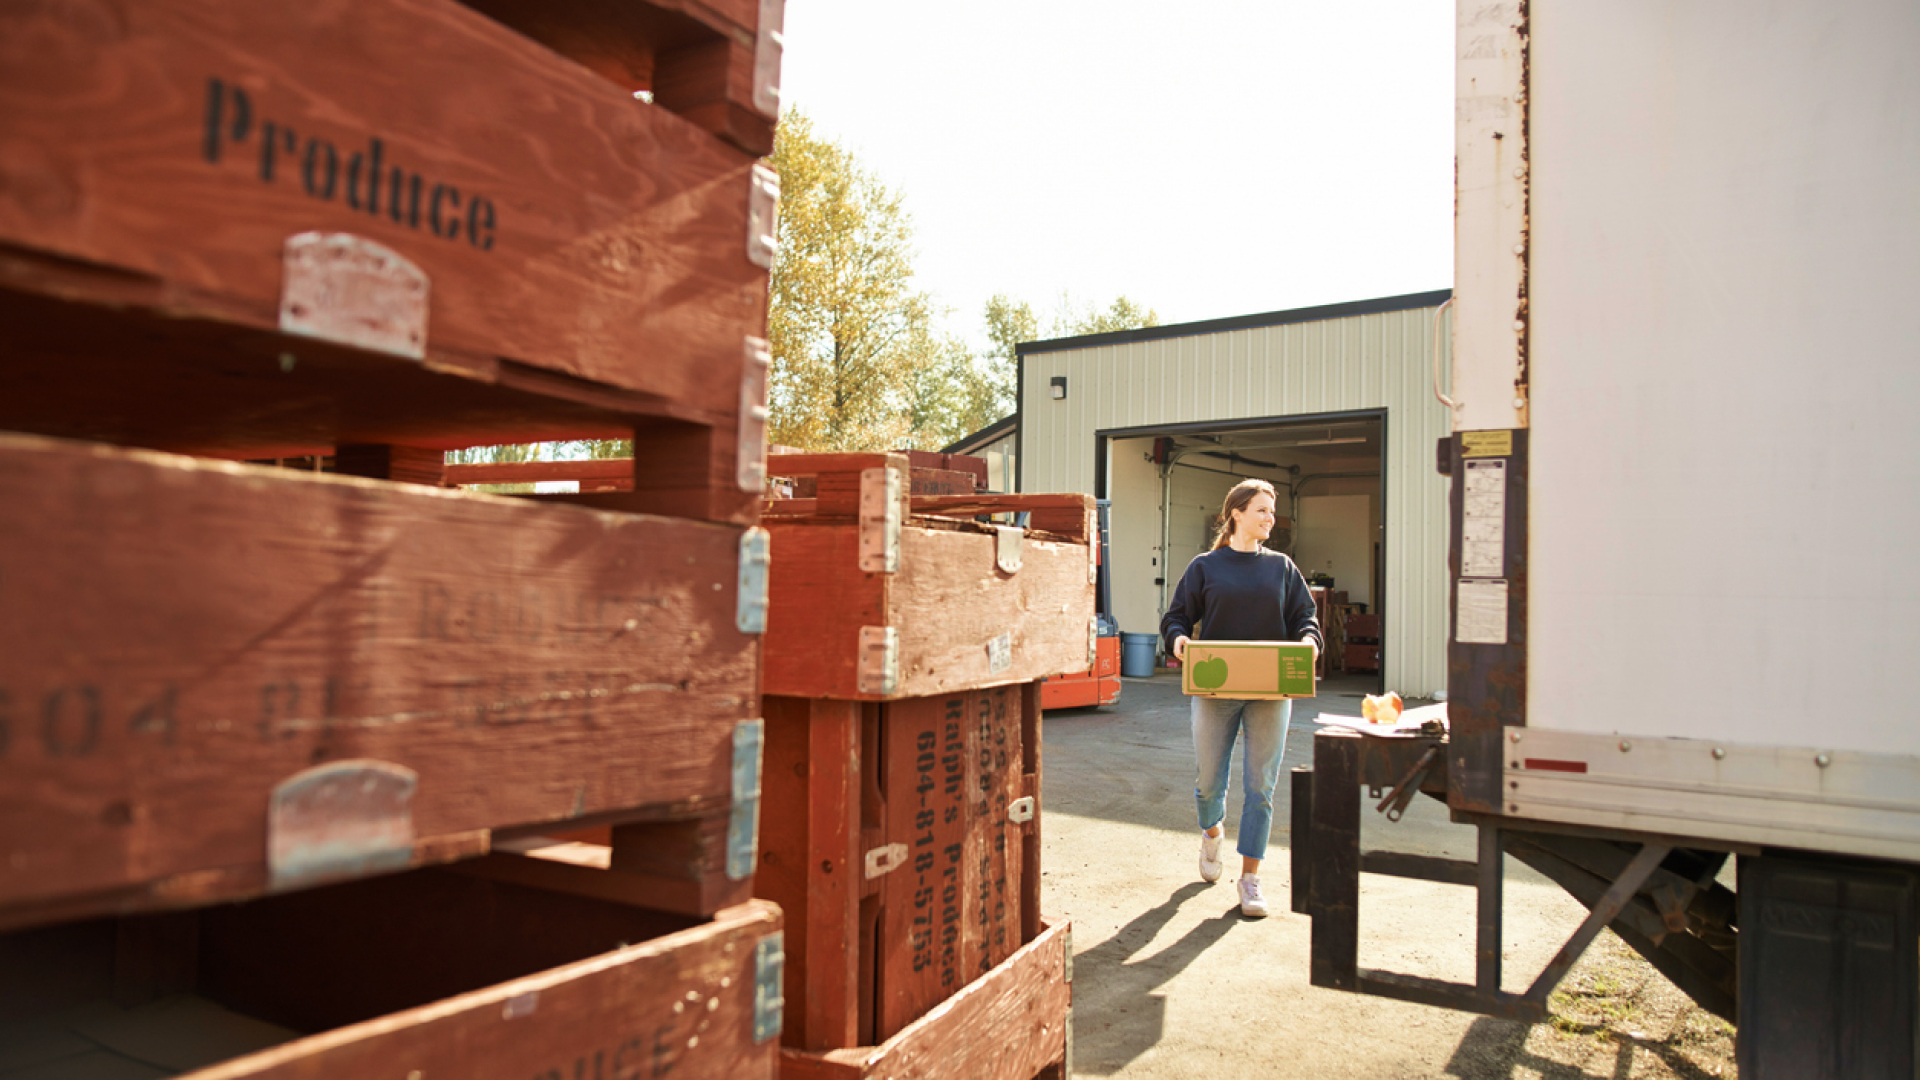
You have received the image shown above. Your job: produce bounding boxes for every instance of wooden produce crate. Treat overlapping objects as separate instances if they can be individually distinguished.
[0,432,766,931]
[455,0,784,156]
[781,920,1071,1080]
[759,454,1098,701]
[756,684,1044,1053]
[0,868,785,1079]
[0,0,776,524]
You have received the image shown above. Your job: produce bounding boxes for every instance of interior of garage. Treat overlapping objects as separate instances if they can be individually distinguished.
[1099,411,1386,687]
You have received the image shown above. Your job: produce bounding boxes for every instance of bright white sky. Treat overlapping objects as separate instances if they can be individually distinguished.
[779,0,1455,350]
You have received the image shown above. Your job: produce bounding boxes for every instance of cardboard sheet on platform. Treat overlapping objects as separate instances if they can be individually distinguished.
[1316,702,1450,735]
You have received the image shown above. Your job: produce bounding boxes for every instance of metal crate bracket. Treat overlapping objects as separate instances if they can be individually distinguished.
[736,527,770,633]
[727,719,765,880]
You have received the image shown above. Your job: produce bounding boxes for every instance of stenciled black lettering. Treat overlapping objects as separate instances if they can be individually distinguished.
[203,78,251,163]
[42,684,103,757]
[467,589,502,644]
[609,1035,642,1080]
[129,685,177,746]
[202,76,501,250]
[258,680,300,741]
[650,1021,680,1077]
[429,183,462,241]
[301,137,338,199]
[515,588,546,645]
[420,582,453,641]
[467,196,496,250]
[258,121,297,182]
[345,137,384,212]
[387,167,419,227]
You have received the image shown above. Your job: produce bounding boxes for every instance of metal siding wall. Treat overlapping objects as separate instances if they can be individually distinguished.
[1022,304,1456,697]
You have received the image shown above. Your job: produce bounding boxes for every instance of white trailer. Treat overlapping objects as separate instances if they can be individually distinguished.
[1298,3,1920,1075]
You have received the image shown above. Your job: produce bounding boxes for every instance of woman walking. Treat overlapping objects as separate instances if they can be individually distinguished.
[1160,479,1322,917]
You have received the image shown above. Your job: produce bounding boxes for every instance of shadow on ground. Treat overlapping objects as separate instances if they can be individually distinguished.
[1069,881,1254,1075]
[1443,1014,1728,1080]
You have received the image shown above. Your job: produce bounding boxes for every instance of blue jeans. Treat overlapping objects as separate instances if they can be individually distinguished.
[1192,696,1293,862]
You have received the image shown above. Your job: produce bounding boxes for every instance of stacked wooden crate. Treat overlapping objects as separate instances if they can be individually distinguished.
[0,0,788,1074]
[751,454,1088,1080]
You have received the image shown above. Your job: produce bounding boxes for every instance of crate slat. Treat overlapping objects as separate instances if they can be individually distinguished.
[760,684,1044,1053]
[779,919,1071,1080]
[0,432,760,926]
[0,872,782,1079]
[0,0,769,516]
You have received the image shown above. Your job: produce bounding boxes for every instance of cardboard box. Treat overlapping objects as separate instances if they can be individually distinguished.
[1181,641,1318,699]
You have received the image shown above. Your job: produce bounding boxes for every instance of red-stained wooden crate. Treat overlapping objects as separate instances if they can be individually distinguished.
[455,0,783,156]
[0,869,785,1079]
[758,454,1098,701]
[0,432,765,930]
[0,0,775,523]
[755,683,1046,1055]
[780,920,1071,1080]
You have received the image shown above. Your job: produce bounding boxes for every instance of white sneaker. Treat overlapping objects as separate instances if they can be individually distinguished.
[1238,876,1269,918]
[1198,831,1224,883]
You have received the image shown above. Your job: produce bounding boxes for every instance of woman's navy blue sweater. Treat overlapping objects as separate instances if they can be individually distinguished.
[1158,546,1324,654]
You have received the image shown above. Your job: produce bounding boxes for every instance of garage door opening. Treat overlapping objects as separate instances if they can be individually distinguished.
[1094,409,1387,695]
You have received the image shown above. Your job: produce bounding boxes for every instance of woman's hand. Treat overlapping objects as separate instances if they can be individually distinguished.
[1173,635,1191,661]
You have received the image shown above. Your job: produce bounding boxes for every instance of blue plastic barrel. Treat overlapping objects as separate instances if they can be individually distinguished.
[1120,632,1159,678]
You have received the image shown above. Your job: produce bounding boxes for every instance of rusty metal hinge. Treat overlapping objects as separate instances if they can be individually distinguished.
[280,233,428,360]
[727,719,765,880]
[858,626,899,696]
[858,467,901,574]
[754,931,785,1043]
[747,165,779,269]
[738,337,771,493]
[864,842,908,879]
[737,527,770,633]
[994,524,1023,574]
[753,0,784,117]
[268,759,418,892]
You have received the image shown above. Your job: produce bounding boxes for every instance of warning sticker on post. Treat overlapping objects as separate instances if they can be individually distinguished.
[1457,579,1509,644]
[1461,430,1513,457]
[1462,459,1507,578]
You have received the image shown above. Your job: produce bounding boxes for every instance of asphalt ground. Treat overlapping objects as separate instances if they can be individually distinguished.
[1038,672,1737,1079]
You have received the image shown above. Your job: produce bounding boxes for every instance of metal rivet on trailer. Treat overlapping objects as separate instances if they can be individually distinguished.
[1712,747,1726,760]
[1512,244,1525,255]
[1815,753,1832,768]
[1509,731,1522,743]
[1512,320,1526,331]
[1619,740,1633,752]
[1513,397,1528,409]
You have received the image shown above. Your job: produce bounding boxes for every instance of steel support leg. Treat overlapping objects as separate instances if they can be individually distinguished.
[1309,731,1361,992]
[1290,765,1313,915]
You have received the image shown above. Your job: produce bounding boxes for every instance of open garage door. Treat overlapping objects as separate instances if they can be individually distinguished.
[1095,410,1386,693]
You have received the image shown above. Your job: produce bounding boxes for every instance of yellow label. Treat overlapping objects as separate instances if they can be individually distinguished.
[1461,430,1514,458]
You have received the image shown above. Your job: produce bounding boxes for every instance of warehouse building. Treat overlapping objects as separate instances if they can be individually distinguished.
[955,289,1455,698]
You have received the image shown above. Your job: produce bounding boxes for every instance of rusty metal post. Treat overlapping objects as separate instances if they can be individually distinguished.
[1290,766,1313,915]
[1475,823,1503,1000]
[1309,730,1361,992]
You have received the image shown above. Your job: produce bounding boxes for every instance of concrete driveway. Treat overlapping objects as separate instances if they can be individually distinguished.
[1039,672,1737,1079]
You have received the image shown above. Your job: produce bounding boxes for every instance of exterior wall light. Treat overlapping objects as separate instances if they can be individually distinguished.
[1050,376,1068,400]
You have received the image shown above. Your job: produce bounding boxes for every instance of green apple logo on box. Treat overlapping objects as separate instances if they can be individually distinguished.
[1192,656,1229,689]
